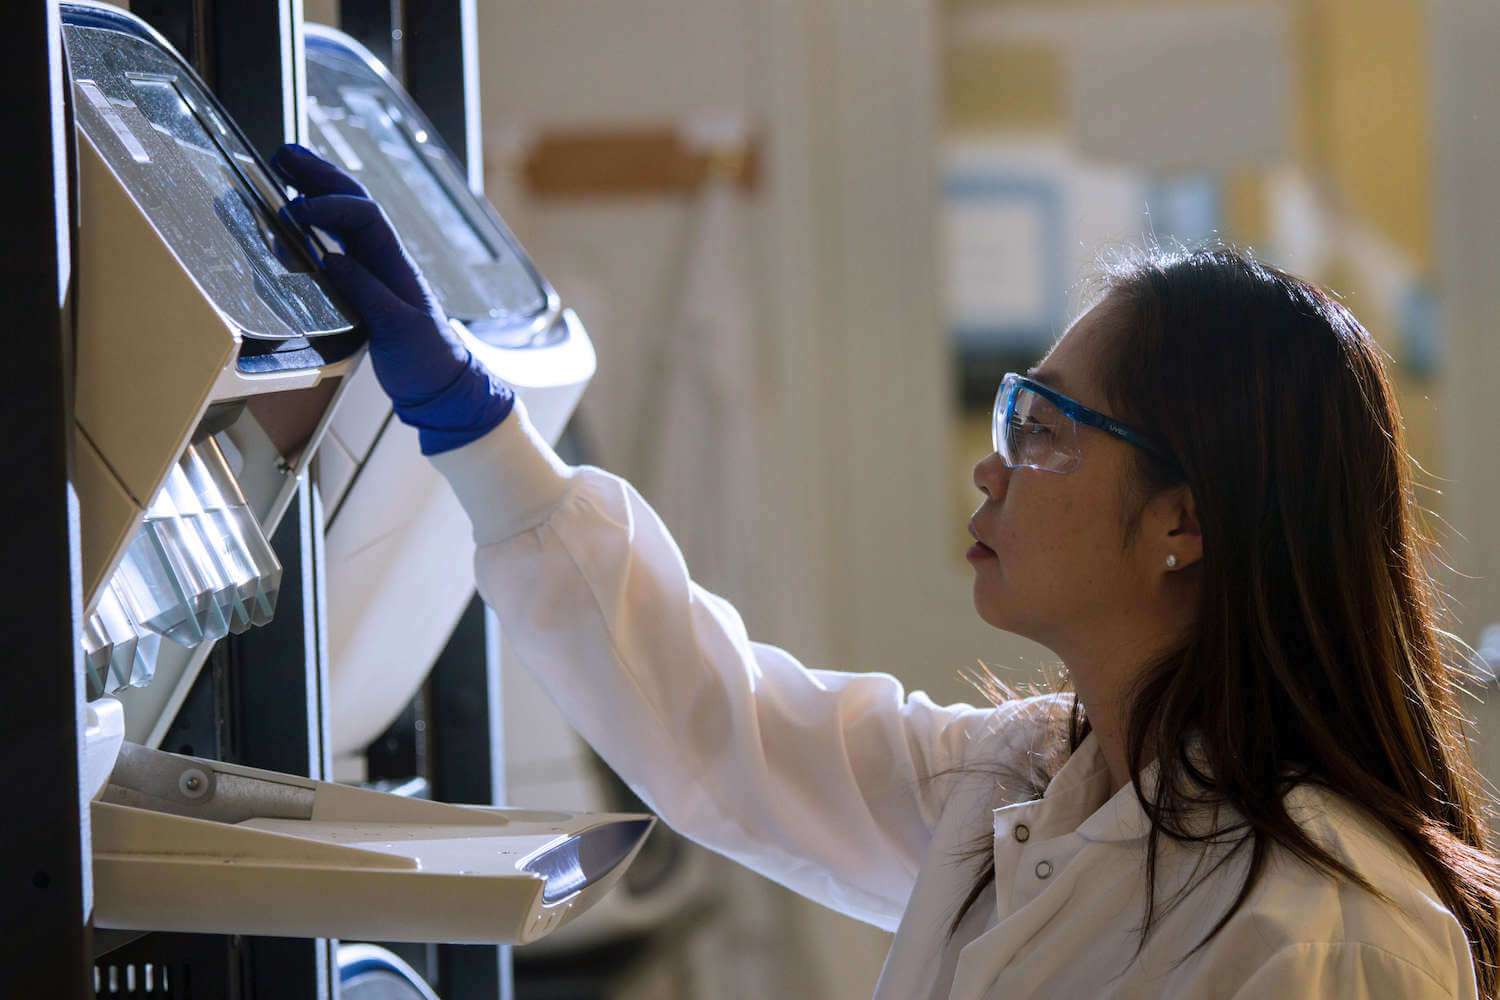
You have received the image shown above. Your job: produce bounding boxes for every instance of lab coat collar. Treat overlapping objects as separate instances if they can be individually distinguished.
[990,730,1160,845]
[1073,734,1228,843]
[989,732,1153,845]
[1075,770,1155,842]
[1038,732,1157,843]
[1039,730,1111,808]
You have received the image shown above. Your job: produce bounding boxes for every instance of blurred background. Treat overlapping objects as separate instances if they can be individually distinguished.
[299,0,1499,996]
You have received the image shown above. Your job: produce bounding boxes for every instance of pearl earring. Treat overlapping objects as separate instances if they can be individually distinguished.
[1165,554,1179,570]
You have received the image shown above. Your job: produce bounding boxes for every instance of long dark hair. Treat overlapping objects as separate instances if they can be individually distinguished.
[954,246,1500,994]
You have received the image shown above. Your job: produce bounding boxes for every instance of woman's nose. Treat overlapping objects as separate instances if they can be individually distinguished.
[973,450,1010,498]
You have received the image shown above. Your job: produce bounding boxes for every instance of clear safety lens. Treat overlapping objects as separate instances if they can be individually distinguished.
[992,375,1081,474]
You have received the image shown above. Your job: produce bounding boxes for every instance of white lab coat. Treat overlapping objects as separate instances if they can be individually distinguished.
[431,401,1480,999]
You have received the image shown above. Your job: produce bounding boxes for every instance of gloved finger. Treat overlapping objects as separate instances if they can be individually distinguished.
[283,193,390,242]
[322,253,470,408]
[270,142,369,198]
[284,195,426,308]
[321,252,417,331]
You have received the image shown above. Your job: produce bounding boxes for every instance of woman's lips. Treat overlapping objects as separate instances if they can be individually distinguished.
[966,520,997,560]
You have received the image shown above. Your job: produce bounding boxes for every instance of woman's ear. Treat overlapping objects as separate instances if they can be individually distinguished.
[1157,484,1203,571]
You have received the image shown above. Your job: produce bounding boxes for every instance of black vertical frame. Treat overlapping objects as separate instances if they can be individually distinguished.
[342,0,480,184]
[404,1,512,994]
[202,0,302,160]
[402,0,481,186]
[113,2,335,998]
[428,598,511,1000]
[340,0,404,79]
[428,598,503,808]
[340,2,512,996]
[132,0,301,160]
[229,482,331,784]
[224,481,336,1000]
[1,1,92,996]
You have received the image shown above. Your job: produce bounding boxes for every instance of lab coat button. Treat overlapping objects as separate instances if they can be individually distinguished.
[1013,824,1030,843]
[1034,860,1053,879]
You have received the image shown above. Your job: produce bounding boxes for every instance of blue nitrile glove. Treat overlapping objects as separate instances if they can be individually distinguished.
[269,142,514,455]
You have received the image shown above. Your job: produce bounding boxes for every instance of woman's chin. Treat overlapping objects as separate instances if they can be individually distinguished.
[972,588,1044,640]
[972,590,1016,631]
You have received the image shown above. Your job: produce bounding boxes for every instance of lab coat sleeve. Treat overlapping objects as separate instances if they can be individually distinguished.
[1228,942,1466,999]
[429,401,1051,931]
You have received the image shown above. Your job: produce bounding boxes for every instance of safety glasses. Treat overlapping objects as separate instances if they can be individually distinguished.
[993,373,1176,474]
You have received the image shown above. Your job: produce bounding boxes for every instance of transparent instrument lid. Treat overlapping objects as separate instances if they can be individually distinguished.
[63,15,354,341]
[187,439,282,628]
[304,29,558,347]
[164,461,253,634]
[143,487,231,645]
[82,439,285,700]
[114,528,203,649]
[83,582,162,700]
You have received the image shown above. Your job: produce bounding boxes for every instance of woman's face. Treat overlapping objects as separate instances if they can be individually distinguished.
[968,299,1157,653]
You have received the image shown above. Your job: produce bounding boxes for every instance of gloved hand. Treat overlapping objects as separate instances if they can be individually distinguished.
[270,142,514,455]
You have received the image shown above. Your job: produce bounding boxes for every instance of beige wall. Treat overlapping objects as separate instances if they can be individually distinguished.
[479,0,1051,706]
[475,1,931,994]
[1429,0,1500,779]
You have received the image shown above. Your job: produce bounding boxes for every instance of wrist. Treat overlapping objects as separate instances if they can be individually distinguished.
[389,354,517,455]
[379,337,474,411]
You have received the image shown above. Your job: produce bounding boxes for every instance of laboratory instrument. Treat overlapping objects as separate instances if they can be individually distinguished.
[63,1,648,946]
[299,26,597,764]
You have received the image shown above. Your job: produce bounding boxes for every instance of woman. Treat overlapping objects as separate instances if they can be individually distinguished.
[273,143,1498,998]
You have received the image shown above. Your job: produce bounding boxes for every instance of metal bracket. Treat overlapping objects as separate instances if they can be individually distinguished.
[100,742,314,824]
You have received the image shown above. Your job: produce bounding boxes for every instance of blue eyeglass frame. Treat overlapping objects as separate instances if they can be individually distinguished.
[997,373,1178,469]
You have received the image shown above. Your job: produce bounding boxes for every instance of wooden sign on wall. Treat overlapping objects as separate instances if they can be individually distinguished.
[520,126,760,198]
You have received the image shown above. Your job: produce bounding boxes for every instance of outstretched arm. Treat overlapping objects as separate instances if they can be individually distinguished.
[272,142,1054,928]
[433,404,1054,929]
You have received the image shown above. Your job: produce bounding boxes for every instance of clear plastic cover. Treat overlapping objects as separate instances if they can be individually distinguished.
[82,583,163,700]
[180,446,259,633]
[198,437,282,625]
[94,583,142,692]
[81,615,111,700]
[128,627,164,690]
[114,526,202,648]
[166,459,254,633]
[143,488,230,644]
[78,437,286,696]
[79,439,287,697]
[63,21,353,340]
[303,35,555,345]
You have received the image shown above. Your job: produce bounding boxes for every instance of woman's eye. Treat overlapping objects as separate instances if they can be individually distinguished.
[1016,418,1052,437]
